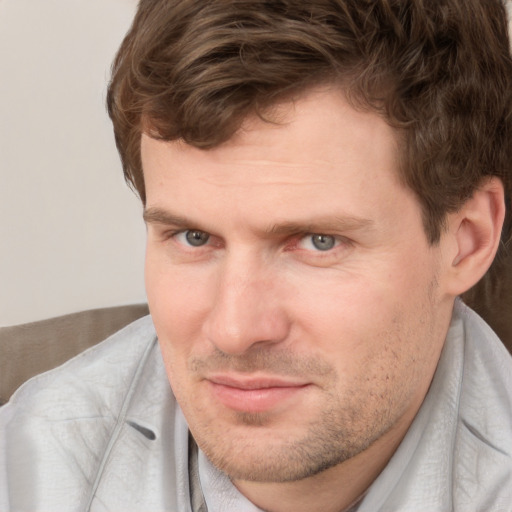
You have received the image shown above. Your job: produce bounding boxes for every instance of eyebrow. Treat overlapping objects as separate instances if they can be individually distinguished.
[143,206,374,235]
[267,217,374,235]
[143,207,193,228]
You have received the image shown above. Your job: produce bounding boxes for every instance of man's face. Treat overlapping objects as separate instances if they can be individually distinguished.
[142,89,453,483]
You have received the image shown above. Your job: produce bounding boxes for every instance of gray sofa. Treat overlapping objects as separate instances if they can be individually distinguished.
[0,303,149,405]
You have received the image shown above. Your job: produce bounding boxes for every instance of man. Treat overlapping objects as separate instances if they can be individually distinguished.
[1,0,512,511]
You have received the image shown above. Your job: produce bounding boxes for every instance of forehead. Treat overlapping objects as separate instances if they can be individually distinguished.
[142,88,400,179]
[140,88,419,234]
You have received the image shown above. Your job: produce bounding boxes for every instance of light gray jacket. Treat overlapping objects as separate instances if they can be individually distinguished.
[1,301,511,511]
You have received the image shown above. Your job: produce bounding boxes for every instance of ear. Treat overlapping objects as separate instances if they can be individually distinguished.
[443,177,505,296]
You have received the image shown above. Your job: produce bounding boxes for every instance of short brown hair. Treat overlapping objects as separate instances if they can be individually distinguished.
[107,0,512,245]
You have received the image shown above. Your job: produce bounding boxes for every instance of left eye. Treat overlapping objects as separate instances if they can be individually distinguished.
[299,234,338,251]
[176,230,210,247]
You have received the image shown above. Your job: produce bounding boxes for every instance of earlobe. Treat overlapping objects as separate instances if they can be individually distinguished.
[445,177,505,296]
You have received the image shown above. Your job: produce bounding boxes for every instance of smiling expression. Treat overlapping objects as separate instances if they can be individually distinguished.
[142,88,453,483]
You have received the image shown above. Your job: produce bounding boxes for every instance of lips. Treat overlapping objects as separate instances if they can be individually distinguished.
[206,374,310,413]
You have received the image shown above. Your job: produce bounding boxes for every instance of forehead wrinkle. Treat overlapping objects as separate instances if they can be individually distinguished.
[196,170,346,189]
[198,179,345,190]
[226,158,336,168]
[192,158,342,188]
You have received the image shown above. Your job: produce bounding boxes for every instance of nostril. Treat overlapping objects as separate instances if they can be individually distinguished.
[126,420,157,441]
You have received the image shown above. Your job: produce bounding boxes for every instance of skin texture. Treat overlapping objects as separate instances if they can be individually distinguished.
[142,89,466,512]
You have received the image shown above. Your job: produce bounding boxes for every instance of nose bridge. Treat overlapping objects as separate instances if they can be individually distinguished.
[203,250,289,354]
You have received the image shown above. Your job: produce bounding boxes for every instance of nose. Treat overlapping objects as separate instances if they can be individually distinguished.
[202,256,291,355]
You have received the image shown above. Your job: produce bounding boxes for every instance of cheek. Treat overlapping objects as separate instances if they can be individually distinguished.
[288,263,434,369]
[289,271,397,342]
[145,262,207,401]
[145,254,214,357]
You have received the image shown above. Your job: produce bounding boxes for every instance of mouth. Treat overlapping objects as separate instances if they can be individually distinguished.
[206,374,311,414]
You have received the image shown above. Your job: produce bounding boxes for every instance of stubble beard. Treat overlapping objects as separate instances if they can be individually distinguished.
[188,383,400,484]
[179,283,440,484]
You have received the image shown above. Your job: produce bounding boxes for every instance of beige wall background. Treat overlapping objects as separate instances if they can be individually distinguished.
[0,0,145,326]
[0,0,511,326]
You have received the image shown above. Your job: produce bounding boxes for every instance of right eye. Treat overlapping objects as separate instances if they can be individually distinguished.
[175,229,210,247]
[299,233,338,252]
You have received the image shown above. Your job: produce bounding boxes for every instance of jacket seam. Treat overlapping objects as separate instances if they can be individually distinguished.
[84,334,159,511]
[450,301,467,512]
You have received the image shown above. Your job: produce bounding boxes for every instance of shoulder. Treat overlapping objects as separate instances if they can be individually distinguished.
[4,314,158,418]
[0,315,182,511]
[360,303,512,512]
[457,301,512,423]
[453,302,512,510]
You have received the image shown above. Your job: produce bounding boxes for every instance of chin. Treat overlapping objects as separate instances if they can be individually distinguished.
[190,411,378,483]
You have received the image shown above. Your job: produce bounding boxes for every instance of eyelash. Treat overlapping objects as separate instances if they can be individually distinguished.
[162,229,216,247]
[159,229,352,260]
[297,234,341,252]
[289,234,353,261]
